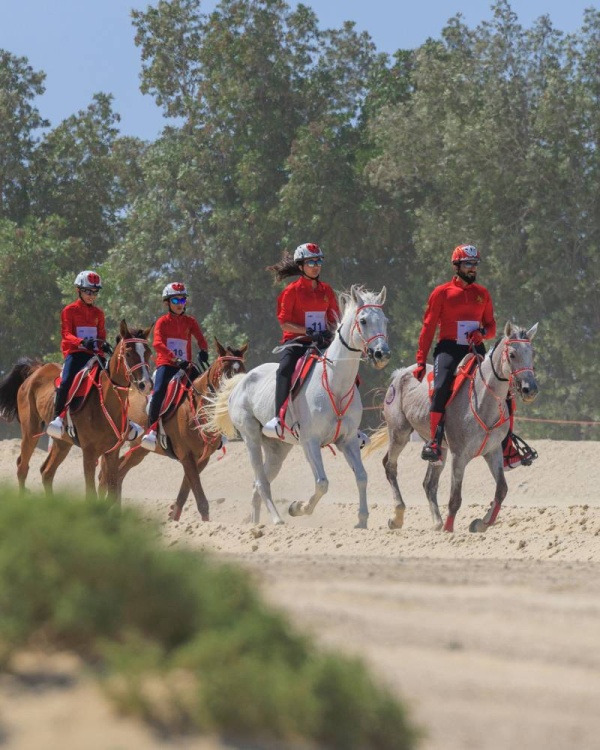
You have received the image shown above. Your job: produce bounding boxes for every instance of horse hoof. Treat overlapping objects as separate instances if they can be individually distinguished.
[201,514,209,522]
[168,505,182,522]
[288,501,302,517]
[388,518,402,530]
[469,518,487,533]
[355,516,368,530]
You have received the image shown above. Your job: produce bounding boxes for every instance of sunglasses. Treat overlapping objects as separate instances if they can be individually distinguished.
[304,259,323,267]
[169,296,187,305]
[460,261,479,268]
[81,289,99,295]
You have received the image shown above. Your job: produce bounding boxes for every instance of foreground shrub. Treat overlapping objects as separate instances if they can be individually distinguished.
[0,487,418,749]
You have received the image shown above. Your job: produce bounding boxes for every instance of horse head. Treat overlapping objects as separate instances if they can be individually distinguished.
[341,285,391,370]
[113,319,154,393]
[499,321,539,404]
[200,338,248,392]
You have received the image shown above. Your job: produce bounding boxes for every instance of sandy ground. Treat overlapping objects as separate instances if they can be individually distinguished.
[1,436,600,749]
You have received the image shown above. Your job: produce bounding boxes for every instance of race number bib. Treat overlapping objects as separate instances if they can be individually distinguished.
[305,311,326,333]
[76,326,97,339]
[457,320,479,345]
[167,338,188,358]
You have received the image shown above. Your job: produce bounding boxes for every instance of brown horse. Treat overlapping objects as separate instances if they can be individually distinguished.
[105,338,248,521]
[0,320,153,500]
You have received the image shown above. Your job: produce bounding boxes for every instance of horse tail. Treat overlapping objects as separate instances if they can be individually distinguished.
[0,357,43,422]
[362,423,388,457]
[203,373,245,440]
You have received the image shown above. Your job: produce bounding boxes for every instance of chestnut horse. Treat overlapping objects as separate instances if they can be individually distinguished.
[106,339,247,521]
[0,320,153,500]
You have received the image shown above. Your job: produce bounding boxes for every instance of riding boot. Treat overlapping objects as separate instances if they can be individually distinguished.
[421,411,444,462]
[47,387,68,439]
[262,372,289,438]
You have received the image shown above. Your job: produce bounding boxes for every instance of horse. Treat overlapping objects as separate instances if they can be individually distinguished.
[104,338,248,521]
[368,322,539,533]
[204,285,391,528]
[0,320,153,500]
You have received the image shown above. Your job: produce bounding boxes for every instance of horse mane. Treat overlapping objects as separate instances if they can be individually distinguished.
[336,286,380,325]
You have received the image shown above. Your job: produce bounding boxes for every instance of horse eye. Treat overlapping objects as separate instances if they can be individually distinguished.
[359,317,367,326]
[509,352,516,359]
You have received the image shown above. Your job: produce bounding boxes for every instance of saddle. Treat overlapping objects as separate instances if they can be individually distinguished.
[152,370,194,457]
[55,361,103,416]
[427,353,478,407]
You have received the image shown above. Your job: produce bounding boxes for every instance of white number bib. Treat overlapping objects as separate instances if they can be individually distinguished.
[76,326,97,339]
[167,337,188,358]
[305,311,326,333]
[457,320,479,345]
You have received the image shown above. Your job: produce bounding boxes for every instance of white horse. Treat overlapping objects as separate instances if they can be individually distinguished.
[206,285,391,527]
[367,322,539,533]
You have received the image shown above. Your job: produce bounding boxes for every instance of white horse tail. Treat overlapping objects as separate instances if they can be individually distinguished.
[362,423,388,457]
[203,373,246,439]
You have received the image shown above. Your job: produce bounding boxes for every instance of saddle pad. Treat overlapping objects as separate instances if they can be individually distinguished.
[58,362,101,416]
[158,372,189,421]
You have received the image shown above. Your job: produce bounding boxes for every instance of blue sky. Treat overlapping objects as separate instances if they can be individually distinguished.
[1,0,597,141]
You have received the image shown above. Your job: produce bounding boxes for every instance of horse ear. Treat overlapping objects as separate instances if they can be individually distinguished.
[239,342,249,356]
[214,337,226,356]
[504,321,514,337]
[142,323,154,340]
[378,286,387,305]
[526,322,538,340]
[350,285,364,306]
[119,319,129,339]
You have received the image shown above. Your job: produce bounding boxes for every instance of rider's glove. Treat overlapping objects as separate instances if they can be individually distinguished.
[174,358,189,369]
[467,328,485,347]
[100,341,112,354]
[197,349,209,368]
[81,336,95,350]
[413,362,426,382]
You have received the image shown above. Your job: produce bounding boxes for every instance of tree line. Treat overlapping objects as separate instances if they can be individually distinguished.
[1,0,598,439]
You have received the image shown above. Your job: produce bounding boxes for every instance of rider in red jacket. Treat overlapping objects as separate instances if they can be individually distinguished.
[414,245,497,462]
[46,270,144,443]
[414,244,535,469]
[262,243,340,439]
[47,271,109,439]
[141,282,209,451]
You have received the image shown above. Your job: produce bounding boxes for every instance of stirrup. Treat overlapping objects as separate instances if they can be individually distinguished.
[421,440,441,462]
[46,416,65,440]
[357,430,370,449]
[127,421,144,441]
[504,431,538,469]
[140,430,157,452]
[262,417,283,439]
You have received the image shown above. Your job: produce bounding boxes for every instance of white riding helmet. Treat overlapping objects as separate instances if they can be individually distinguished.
[293,242,324,264]
[75,270,102,289]
[162,281,187,300]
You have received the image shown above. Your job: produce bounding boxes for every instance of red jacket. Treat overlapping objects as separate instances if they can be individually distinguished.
[60,299,107,357]
[416,276,496,363]
[277,276,340,342]
[153,312,208,367]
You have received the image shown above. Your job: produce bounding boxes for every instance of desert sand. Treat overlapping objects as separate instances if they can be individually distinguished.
[1,436,600,749]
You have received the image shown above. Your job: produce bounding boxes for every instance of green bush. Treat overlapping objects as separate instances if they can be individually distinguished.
[0,486,418,749]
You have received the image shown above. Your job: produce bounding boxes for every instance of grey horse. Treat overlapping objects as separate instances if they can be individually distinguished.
[369,322,539,533]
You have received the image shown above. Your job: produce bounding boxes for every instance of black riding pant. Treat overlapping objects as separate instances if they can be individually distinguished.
[275,342,311,416]
[148,364,180,425]
[431,340,485,414]
[54,352,95,416]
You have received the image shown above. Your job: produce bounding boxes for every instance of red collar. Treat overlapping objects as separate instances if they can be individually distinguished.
[298,275,320,290]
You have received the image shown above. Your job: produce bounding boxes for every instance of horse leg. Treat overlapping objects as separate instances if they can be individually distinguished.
[170,455,210,522]
[289,439,329,520]
[101,450,121,505]
[240,426,284,525]
[81,446,99,500]
[39,439,72,496]
[169,475,192,522]
[250,440,293,524]
[383,426,411,529]
[422,451,446,530]
[443,455,467,532]
[470,449,508,533]
[16,427,40,492]
[337,437,370,529]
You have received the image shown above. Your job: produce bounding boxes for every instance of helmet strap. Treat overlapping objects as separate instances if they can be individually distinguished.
[298,263,320,282]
